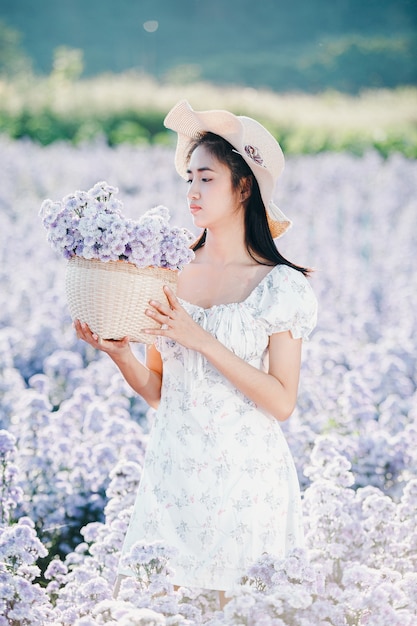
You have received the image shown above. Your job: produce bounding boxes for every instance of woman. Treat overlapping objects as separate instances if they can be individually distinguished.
[75,100,317,605]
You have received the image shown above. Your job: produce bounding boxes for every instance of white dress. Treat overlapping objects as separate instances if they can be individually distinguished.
[119,264,318,590]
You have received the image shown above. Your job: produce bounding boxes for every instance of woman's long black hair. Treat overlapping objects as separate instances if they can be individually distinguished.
[187,132,310,276]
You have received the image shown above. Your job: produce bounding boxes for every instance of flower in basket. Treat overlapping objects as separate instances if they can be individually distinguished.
[39,180,195,270]
[39,181,195,343]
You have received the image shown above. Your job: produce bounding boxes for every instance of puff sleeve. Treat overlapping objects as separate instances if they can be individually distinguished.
[256,265,318,340]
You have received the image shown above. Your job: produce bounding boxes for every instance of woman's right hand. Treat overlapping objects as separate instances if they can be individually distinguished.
[74,320,131,358]
[74,319,162,407]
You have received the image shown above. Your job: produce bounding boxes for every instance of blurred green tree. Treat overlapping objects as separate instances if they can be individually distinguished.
[50,46,84,82]
[0,19,32,76]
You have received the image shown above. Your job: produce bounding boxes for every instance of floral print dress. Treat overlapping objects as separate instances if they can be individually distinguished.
[119,264,318,591]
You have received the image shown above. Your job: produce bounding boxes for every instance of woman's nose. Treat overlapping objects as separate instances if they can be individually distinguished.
[187,181,200,199]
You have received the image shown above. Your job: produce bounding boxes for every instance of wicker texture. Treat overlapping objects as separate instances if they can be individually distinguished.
[65,257,178,344]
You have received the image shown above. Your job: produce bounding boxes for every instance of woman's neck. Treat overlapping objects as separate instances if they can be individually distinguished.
[199,225,252,267]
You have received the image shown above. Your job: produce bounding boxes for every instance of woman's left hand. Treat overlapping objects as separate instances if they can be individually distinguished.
[144,286,209,352]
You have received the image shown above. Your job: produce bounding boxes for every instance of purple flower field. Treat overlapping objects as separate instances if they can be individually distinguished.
[0,136,416,624]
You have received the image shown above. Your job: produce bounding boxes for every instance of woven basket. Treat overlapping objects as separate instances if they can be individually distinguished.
[65,256,178,344]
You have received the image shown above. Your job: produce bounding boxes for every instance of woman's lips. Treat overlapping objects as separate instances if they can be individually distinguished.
[189,204,202,214]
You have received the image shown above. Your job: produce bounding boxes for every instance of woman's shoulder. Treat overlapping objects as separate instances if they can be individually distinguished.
[257,264,318,339]
[267,263,316,297]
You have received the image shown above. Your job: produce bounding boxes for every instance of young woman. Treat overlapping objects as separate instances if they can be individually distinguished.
[75,100,317,606]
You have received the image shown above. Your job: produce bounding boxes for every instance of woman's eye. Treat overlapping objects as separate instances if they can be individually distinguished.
[186,177,211,184]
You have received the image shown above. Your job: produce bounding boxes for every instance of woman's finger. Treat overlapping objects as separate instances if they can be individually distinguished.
[146,287,179,324]
[163,285,179,308]
[74,319,130,350]
[145,307,171,327]
[148,299,177,320]
[75,320,96,343]
[74,319,87,338]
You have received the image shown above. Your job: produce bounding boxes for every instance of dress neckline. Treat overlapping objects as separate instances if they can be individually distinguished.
[178,264,283,312]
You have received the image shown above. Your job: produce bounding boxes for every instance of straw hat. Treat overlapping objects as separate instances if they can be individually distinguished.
[164,99,291,239]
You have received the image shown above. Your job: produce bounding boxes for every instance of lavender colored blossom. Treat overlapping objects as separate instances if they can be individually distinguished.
[2,139,417,622]
[0,520,58,624]
[118,608,166,625]
[119,540,178,591]
[0,429,16,455]
[40,184,195,270]
[0,430,23,524]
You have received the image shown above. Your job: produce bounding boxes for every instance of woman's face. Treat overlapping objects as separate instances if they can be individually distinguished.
[186,145,242,231]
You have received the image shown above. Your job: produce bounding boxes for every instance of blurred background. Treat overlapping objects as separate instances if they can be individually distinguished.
[1,0,416,91]
[0,0,416,154]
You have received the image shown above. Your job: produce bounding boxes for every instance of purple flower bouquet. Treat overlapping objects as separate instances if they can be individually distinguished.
[39,181,195,343]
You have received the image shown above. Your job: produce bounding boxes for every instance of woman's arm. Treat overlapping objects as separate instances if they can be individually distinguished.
[144,288,302,421]
[74,320,163,409]
[202,330,301,421]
